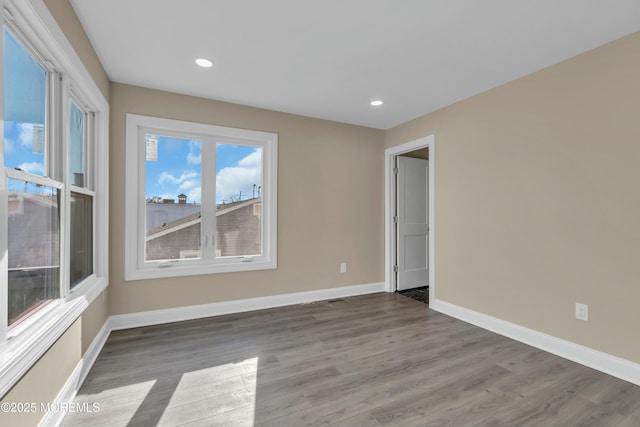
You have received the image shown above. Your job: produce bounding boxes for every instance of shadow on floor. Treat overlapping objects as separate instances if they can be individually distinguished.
[398,286,428,304]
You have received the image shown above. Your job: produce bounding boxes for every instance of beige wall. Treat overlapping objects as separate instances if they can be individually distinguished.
[109,83,385,314]
[0,320,81,426]
[387,32,640,363]
[0,296,107,425]
[81,291,108,354]
[43,0,110,100]
[0,292,108,425]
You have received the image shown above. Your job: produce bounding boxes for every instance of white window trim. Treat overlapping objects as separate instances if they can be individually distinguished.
[65,90,97,291]
[0,0,109,397]
[125,114,277,281]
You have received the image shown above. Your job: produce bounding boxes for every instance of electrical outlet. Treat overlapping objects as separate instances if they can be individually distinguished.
[340,263,347,273]
[575,303,589,321]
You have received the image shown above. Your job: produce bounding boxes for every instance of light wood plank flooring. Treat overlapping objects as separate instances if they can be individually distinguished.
[63,293,640,426]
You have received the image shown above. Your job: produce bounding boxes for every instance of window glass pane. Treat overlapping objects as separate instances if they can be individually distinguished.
[69,100,86,186]
[7,179,60,327]
[145,135,202,261]
[70,192,92,287]
[3,28,47,175]
[215,143,262,257]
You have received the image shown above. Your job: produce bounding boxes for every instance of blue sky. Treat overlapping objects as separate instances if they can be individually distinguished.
[4,26,48,183]
[4,121,45,176]
[3,128,262,205]
[145,135,262,205]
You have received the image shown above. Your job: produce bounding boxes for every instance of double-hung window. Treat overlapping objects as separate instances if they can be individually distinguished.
[125,114,277,280]
[0,0,108,396]
[3,25,59,327]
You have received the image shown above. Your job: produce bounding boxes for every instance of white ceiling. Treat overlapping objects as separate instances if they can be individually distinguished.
[70,0,640,130]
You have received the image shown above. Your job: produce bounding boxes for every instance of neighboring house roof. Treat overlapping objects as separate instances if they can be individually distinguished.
[146,198,261,241]
[145,202,201,230]
[215,198,260,215]
[8,191,58,215]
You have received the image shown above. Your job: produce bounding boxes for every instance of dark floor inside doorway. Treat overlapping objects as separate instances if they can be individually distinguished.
[398,286,429,304]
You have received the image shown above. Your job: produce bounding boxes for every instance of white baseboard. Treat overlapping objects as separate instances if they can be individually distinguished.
[430,298,640,387]
[39,320,111,427]
[109,282,386,331]
[39,360,83,427]
[79,320,112,386]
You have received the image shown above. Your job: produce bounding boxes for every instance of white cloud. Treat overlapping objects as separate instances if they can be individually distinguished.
[177,179,199,193]
[158,170,198,186]
[238,150,261,168]
[155,171,202,203]
[18,123,34,148]
[18,162,44,175]
[187,151,201,165]
[216,150,262,202]
[186,141,201,165]
[4,138,14,154]
[187,187,201,204]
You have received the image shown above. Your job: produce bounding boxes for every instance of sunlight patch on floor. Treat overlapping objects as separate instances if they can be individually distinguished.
[73,379,157,423]
[155,357,259,426]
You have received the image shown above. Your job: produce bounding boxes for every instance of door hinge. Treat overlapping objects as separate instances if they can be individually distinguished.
[393,167,399,174]
[393,216,398,224]
[393,265,399,272]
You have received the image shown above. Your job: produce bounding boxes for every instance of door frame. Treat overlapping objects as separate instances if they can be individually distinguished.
[384,135,435,303]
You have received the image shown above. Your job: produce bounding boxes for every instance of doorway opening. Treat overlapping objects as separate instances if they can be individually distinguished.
[384,135,435,305]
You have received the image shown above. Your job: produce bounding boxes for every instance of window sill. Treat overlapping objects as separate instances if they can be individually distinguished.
[125,259,277,281]
[0,276,107,397]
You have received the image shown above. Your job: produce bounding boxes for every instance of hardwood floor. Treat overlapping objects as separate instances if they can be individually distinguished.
[63,293,640,426]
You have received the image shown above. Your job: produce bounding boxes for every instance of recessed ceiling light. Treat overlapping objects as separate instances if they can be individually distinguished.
[195,58,213,68]
[370,100,384,106]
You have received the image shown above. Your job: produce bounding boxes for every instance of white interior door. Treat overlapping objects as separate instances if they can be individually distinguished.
[396,156,428,291]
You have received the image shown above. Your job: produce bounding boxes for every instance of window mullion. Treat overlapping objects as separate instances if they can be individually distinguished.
[137,127,147,270]
[46,71,61,180]
[88,112,96,278]
[58,73,70,297]
[201,138,216,261]
[86,111,95,191]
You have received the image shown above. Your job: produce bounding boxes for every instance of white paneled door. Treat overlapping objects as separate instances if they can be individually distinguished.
[396,156,429,291]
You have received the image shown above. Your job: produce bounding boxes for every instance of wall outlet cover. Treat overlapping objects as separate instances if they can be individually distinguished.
[575,303,589,321]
